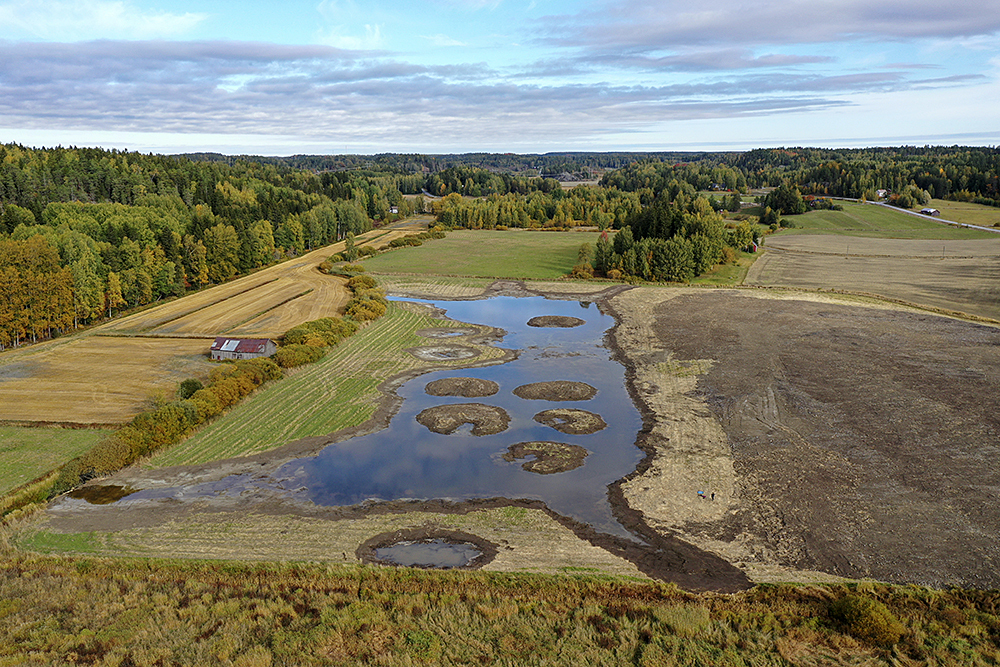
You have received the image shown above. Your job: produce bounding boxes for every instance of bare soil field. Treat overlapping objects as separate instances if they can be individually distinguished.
[748,236,1000,321]
[612,288,1000,589]
[0,337,214,424]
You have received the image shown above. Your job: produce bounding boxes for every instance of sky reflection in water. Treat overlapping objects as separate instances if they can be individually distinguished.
[275,295,644,539]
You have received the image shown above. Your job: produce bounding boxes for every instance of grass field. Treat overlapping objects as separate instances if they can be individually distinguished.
[361,229,603,280]
[0,337,215,424]
[774,202,997,239]
[147,301,508,467]
[0,427,110,495]
[926,198,1000,228]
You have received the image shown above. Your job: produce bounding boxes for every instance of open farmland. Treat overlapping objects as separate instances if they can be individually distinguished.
[103,229,397,338]
[0,223,423,428]
[361,229,604,280]
[0,337,215,424]
[773,201,998,238]
[748,235,1000,320]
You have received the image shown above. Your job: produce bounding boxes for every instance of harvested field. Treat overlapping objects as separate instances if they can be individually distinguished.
[104,241,358,338]
[748,236,1000,321]
[612,287,1000,589]
[0,337,214,424]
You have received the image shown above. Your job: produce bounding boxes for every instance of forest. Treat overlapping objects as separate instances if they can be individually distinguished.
[3,143,998,349]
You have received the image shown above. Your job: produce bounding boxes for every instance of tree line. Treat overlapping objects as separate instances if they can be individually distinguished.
[0,144,424,348]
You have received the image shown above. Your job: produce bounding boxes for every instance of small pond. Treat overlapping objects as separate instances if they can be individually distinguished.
[373,540,482,568]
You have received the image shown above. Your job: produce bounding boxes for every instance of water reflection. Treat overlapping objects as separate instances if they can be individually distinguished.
[115,295,645,541]
[276,295,644,539]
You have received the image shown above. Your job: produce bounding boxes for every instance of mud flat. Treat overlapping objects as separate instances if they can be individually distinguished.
[503,441,589,474]
[513,381,596,402]
[609,286,1000,588]
[415,403,511,436]
[424,377,499,398]
[527,315,585,328]
[533,408,607,435]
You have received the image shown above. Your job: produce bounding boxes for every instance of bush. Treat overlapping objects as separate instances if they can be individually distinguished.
[283,317,358,347]
[347,274,378,291]
[318,260,333,274]
[829,595,904,646]
[178,378,203,399]
[273,343,326,368]
[358,245,378,257]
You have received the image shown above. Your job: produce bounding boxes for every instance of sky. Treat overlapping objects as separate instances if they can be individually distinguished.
[0,0,998,155]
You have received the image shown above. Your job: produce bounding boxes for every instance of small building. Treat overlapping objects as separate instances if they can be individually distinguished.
[210,337,277,361]
[920,208,941,217]
[876,189,888,200]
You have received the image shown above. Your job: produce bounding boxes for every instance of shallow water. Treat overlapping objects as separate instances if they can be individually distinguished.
[277,295,644,539]
[373,540,481,568]
[114,295,645,541]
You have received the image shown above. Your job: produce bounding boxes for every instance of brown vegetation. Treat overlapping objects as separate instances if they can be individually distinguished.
[415,403,511,436]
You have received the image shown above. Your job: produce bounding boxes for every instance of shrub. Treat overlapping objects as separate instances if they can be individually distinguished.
[283,317,358,347]
[178,378,204,399]
[358,245,378,257]
[829,594,904,646]
[606,269,622,280]
[273,343,326,368]
[318,260,333,274]
[347,274,378,291]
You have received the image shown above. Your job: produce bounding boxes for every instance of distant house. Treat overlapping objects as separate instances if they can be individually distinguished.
[210,337,277,361]
[920,208,941,217]
[876,189,888,200]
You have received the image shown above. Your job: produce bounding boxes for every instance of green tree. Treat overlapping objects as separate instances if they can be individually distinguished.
[106,271,125,317]
[203,223,240,283]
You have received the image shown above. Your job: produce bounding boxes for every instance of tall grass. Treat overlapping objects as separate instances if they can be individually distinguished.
[2,545,999,666]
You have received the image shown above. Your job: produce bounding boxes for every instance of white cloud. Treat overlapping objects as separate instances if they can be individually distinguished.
[0,0,206,41]
[316,23,384,50]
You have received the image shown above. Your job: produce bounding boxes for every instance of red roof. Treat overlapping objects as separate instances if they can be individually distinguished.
[211,338,273,354]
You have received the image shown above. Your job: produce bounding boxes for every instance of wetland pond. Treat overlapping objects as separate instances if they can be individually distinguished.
[115,295,646,542]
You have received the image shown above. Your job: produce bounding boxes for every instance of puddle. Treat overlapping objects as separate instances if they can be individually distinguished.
[416,327,477,338]
[374,540,482,568]
[68,485,138,505]
[407,345,480,361]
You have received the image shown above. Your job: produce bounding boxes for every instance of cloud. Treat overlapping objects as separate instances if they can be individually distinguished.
[0,0,206,41]
[537,0,1000,53]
